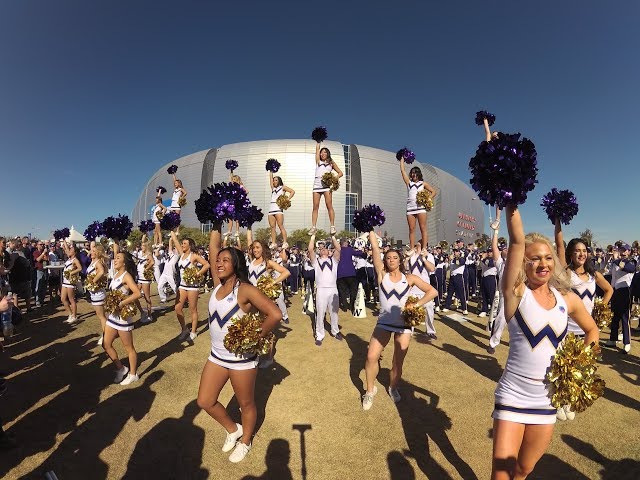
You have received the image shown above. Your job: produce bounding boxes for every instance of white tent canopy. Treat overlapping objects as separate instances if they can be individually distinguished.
[67,226,87,243]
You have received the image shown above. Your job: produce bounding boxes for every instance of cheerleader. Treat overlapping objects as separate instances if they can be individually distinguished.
[152,196,167,246]
[362,231,437,410]
[406,247,437,339]
[307,233,342,345]
[87,243,108,346]
[400,158,436,251]
[104,243,142,385]
[136,239,154,323]
[226,174,248,241]
[170,231,210,341]
[61,242,82,324]
[310,143,343,235]
[169,175,187,215]
[268,172,295,249]
[197,226,282,463]
[491,205,598,480]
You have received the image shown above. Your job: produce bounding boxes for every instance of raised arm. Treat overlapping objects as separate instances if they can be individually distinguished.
[246,228,253,247]
[554,218,567,268]
[369,231,384,283]
[491,224,501,263]
[399,158,410,186]
[502,205,526,319]
[170,231,184,255]
[331,235,341,262]
[308,234,316,264]
[208,225,222,286]
[484,118,492,142]
[315,143,321,165]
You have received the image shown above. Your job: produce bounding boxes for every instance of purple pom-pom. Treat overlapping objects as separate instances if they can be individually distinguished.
[101,214,133,240]
[225,159,239,171]
[195,182,251,225]
[265,158,281,173]
[160,211,181,231]
[53,227,70,241]
[541,188,579,225]
[167,165,178,174]
[395,147,415,164]
[238,205,264,228]
[139,220,155,233]
[83,221,103,241]
[311,126,328,143]
[469,132,538,208]
[352,204,386,232]
[156,186,167,195]
[475,111,496,126]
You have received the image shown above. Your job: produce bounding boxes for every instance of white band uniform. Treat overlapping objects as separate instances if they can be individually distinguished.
[313,257,339,341]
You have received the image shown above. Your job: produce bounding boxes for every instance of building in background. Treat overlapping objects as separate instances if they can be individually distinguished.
[131,140,484,244]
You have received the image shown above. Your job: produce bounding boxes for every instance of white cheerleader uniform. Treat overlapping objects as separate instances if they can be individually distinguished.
[493,286,568,424]
[178,253,200,291]
[208,284,258,370]
[137,255,152,285]
[169,188,182,211]
[408,253,436,334]
[312,161,333,193]
[249,259,288,321]
[568,270,595,336]
[62,259,76,289]
[87,261,106,306]
[152,204,164,224]
[269,185,284,216]
[314,256,339,341]
[377,273,412,334]
[406,181,427,216]
[107,272,134,332]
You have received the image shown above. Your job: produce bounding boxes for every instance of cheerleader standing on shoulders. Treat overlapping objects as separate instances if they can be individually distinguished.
[105,243,142,385]
[362,231,437,410]
[170,174,187,215]
[197,226,282,463]
[310,143,343,235]
[307,233,341,346]
[226,174,248,241]
[87,243,108,346]
[61,242,82,324]
[268,172,295,249]
[400,158,436,251]
[491,205,598,480]
[170,231,210,342]
[152,196,167,246]
[136,239,154,324]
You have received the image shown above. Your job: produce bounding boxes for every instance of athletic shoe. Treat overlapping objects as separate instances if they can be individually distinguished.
[222,423,243,452]
[114,366,129,384]
[35,301,41,308]
[618,333,623,341]
[388,386,401,403]
[120,373,139,385]
[330,226,337,235]
[178,328,190,341]
[229,442,251,463]
[282,242,289,249]
[478,312,487,318]
[564,405,576,421]
[64,315,78,324]
[97,335,103,347]
[603,340,616,347]
[315,339,322,347]
[308,226,317,235]
[258,357,274,369]
[435,306,441,312]
[486,346,496,355]
[441,308,449,313]
[428,333,438,340]
[556,407,567,421]
[334,332,344,341]
[362,386,378,411]
[282,317,289,324]
[462,310,469,316]
[189,332,197,342]
[624,343,631,353]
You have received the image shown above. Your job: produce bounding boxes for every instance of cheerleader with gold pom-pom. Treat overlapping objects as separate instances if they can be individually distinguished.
[136,238,155,324]
[398,152,436,251]
[61,241,82,324]
[266,159,295,249]
[309,129,343,236]
[86,242,109,346]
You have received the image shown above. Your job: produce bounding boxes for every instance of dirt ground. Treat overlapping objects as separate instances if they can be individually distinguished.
[1,288,639,480]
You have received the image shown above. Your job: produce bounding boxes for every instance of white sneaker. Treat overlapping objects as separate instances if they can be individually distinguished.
[178,328,190,341]
[282,242,289,249]
[624,343,631,353]
[388,386,401,403]
[564,405,576,421]
[222,423,243,452]
[441,308,449,313]
[120,373,139,385]
[362,385,378,411]
[229,442,251,463]
[308,226,317,235]
[189,332,197,341]
[618,333,623,341]
[479,312,487,318]
[556,407,567,421]
[64,315,78,324]
[462,310,469,316]
[97,335,103,347]
[114,366,129,383]
[435,306,441,312]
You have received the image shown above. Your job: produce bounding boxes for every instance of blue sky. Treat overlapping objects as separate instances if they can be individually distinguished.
[1,1,638,245]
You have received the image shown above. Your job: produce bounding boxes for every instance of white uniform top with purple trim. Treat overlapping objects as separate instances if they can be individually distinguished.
[87,261,106,304]
[568,270,595,336]
[505,286,568,380]
[406,181,427,215]
[408,252,433,296]
[62,259,75,288]
[248,259,268,286]
[207,284,258,369]
[107,271,134,331]
[314,256,338,288]
[269,186,284,215]
[377,273,412,333]
[312,161,333,193]
[170,188,181,210]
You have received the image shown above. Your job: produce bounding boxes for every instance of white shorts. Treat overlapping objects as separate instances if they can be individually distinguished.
[493,369,556,425]
[208,349,258,370]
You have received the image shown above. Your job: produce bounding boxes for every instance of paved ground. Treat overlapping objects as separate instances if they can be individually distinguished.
[1,288,639,479]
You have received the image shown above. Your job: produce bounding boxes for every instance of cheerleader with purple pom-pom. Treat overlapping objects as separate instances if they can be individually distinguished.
[168,166,187,229]
[310,138,343,235]
[225,173,249,241]
[152,195,167,246]
[267,164,295,249]
[399,155,436,251]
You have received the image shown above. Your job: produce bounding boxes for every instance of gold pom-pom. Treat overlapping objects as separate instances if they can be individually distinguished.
[547,333,605,413]
[63,269,79,285]
[321,172,340,191]
[156,210,165,220]
[223,312,275,356]
[182,266,203,286]
[143,265,154,281]
[178,195,187,207]
[257,276,282,300]
[591,297,613,330]
[276,194,291,211]
[402,295,425,327]
[416,190,433,211]
[104,290,138,319]
[85,273,107,293]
